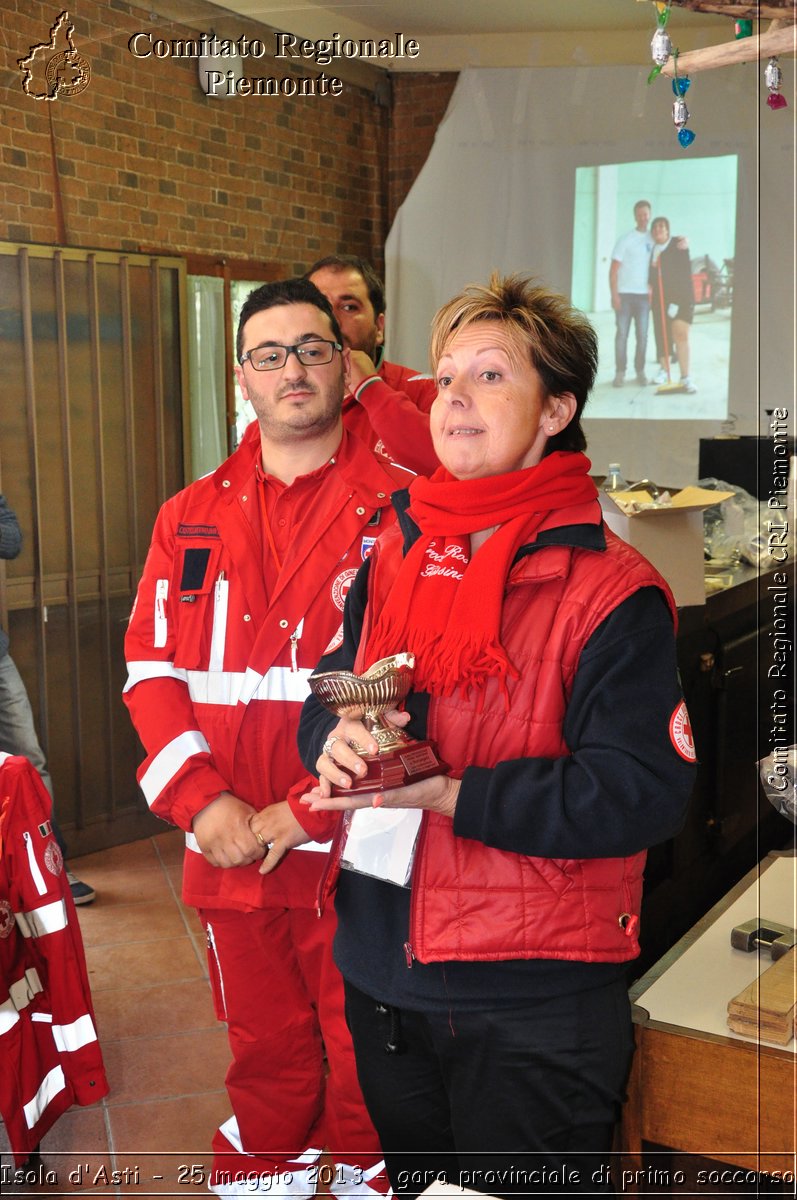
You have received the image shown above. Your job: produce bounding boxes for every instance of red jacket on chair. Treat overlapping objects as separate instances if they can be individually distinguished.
[0,753,108,1164]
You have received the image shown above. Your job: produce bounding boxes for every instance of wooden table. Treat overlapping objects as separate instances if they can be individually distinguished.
[620,851,796,1192]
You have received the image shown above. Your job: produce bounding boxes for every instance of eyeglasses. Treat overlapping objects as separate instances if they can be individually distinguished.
[240,339,342,372]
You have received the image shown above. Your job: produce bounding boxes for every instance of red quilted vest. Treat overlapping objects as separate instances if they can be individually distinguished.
[350,523,676,964]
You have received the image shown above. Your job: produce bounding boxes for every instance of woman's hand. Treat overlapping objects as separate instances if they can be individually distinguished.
[316,709,412,793]
[302,772,460,819]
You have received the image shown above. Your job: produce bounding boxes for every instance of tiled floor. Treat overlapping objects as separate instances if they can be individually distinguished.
[1,829,232,1197]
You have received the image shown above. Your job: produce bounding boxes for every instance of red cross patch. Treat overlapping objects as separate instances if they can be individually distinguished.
[669,700,696,762]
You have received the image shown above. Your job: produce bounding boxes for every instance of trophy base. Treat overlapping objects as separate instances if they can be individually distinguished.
[333,740,449,797]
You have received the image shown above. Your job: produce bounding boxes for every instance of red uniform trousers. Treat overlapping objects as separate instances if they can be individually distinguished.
[200,900,385,1193]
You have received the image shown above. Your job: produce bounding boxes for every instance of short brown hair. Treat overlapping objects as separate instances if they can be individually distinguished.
[429,273,597,453]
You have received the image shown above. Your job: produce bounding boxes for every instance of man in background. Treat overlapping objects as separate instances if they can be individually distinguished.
[307,254,438,473]
[609,200,653,388]
[0,492,95,904]
[124,278,408,1198]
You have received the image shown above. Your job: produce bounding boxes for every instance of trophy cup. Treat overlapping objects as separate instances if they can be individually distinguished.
[308,652,449,795]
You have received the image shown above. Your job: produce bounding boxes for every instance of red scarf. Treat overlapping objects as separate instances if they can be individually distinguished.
[363,451,600,701]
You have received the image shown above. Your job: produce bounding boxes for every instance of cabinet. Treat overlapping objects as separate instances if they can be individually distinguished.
[635,564,794,979]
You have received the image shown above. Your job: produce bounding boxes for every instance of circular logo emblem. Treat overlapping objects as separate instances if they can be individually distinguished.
[669,700,696,763]
[331,568,357,612]
[0,900,15,939]
[44,839,64,876]
[46,51,91,97]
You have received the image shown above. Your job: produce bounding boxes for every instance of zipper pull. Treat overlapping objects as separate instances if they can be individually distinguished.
[289,617,305,673]
[403,942,414,969]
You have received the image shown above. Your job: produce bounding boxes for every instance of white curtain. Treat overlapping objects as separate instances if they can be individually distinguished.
[187,275,227,480]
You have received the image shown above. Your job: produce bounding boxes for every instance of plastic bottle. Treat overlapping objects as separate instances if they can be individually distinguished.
[602,463,629,493]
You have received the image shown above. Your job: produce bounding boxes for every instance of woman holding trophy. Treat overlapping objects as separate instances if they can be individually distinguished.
[291,275,695,1196]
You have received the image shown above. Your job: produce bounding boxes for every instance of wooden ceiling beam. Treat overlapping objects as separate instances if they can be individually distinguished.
[668,0,795,17]
[660,15,795,74]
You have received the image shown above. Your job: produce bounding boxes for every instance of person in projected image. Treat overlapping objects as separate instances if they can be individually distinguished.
[284,274,695,1197]
[609,199,653,388]
[649,215,697,394]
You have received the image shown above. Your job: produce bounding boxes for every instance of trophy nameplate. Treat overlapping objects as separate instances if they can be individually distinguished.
[308,652,449,795]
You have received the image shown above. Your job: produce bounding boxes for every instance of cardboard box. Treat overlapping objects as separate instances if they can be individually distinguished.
[599,486,733,608]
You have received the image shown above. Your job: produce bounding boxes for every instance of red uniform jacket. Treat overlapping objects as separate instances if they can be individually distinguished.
[0,753,108,1164]
[343,356,438,475]
[124,423,411,911]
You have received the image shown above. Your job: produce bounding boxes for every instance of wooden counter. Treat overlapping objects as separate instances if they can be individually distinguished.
[620,852,796,1190]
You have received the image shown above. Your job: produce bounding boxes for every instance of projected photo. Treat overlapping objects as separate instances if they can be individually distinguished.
[572,156,737,421]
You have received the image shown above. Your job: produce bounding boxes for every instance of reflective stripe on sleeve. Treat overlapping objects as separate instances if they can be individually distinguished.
[15,900,68,938]
[124,660,188,692]
[24,1065,66,1130]
[140,730,211,806]
[51,1013,99,1054]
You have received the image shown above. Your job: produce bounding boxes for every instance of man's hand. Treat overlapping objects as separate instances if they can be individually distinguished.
[347,350,379,392]
[249,801,314,876]
[192,791,262,868]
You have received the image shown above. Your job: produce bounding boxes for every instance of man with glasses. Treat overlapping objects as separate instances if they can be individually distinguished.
[306,255,438,473]
[124,279,409,1198]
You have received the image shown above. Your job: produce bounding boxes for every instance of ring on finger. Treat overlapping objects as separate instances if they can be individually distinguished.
[254,830,266,847]
[322,733,342,757]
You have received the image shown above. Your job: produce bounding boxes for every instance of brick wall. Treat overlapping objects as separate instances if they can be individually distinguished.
[388,72,458,225]
[1,0,391,273]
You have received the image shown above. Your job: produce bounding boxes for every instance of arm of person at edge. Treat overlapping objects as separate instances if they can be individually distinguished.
[0,494,23,560]
[296,562,694,861]
[347,350,439,476]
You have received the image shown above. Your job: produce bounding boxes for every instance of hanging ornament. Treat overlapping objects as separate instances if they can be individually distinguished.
[765,56,788,110]
[651,26,672,66]
[672,97,689,128]
[646,1,696,144]
[671,53,696,147]
[648,1,673,83]
[734,19,753,38]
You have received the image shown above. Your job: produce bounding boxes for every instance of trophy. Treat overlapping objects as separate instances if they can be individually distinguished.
[308,652,449,795]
